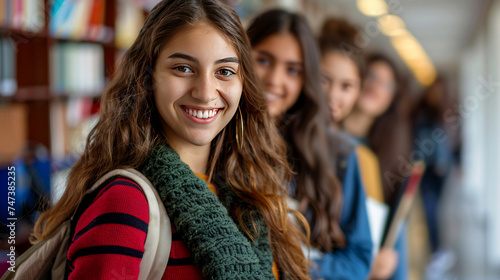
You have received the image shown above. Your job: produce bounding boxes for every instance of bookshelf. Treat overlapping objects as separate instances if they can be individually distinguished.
[0,0,146,161]
[0,0,147,260]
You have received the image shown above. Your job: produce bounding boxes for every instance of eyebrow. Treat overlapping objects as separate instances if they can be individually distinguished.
[256,50,303,67]
[215,57,239,64]
[168,53,199,64]
[321,74,332,82]
[168,52,238,65]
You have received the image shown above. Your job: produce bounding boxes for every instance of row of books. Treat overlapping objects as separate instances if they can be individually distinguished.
[0,0,45,32]
[50,0,112,42]
[0,37,17,96]
[50,42,105,96]
[1,0,146,47]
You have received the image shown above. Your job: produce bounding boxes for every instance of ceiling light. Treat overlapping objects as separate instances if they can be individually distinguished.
[357,0,388,17]
[390,34,436,86]
[378,14,407,37]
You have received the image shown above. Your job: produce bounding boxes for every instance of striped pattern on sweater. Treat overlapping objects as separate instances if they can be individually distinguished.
[65,176,203,279]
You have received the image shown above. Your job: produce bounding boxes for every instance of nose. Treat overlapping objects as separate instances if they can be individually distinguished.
[328,85,341,109]
[191,73,218,102]
[263,64,284,91]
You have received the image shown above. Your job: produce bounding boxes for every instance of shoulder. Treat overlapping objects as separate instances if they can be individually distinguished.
[66,176,150,278]
[325,127,360,158]
[325,127,362,182]
[91,176,149,215]
[355,145,380,169]
[71,176,150,239]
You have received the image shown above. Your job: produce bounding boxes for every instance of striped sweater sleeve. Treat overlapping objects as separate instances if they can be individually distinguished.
[66,178,150,279]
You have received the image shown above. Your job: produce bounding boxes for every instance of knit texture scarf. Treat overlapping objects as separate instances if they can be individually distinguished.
[139,145,276,280]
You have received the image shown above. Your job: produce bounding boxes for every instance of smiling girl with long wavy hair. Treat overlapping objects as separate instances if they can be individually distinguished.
[31,1,309,279]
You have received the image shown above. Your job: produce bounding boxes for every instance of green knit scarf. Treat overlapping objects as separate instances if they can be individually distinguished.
[139,145,276,280]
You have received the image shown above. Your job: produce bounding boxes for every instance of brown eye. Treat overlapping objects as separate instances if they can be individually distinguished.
[256,57,270,67]
[216,69,235,77]
[174,66,193,73]
[287,67,301,76]
[342,83,353,91]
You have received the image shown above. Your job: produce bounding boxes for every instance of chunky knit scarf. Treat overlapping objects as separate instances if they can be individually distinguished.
[139,145,276,280]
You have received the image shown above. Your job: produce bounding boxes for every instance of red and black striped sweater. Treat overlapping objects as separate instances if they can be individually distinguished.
[65,175,206,279]
[65,174,280,279]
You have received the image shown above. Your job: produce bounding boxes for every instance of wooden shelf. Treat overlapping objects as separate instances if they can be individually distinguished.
[14,86,51,101]
[51,34,115,48]
[0,26,48,39]
[1,87,104,102]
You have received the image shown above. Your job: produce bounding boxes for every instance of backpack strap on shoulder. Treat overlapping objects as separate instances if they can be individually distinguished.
[86,168,171,280]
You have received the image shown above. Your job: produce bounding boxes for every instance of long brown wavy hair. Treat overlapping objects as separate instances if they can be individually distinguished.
[247,9,345,252]
[33,1,310,278]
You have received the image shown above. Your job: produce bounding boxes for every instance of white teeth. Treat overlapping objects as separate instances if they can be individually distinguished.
[265,92,280,101]
[184,107,219,119]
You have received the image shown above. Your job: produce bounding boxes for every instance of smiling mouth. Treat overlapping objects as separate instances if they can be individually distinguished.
[265,92,284,101]
[181,106,223,119]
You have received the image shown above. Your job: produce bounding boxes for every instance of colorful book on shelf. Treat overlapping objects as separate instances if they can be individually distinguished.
[50,0,106,41]
[381,161,426,249]
[11,0,22,28]
[1,0,44,31]
[22,0,44,31]
[49,0,69,33]
[87,0,105,41]
[69,0,93,40]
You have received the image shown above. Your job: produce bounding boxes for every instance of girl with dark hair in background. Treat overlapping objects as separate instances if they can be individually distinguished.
[247,9,373,280]
[344,53,413,280]
[319,18,366,125]
[319,18,397,279]
[318,16,386,222]
[30,0,310,279]
[412,76,454,276]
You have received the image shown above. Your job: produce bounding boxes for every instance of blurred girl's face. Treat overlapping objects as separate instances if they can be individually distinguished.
[153,24,242,149]
[357,61,396,117]
[321,51,361,122]
[252,33,304,117]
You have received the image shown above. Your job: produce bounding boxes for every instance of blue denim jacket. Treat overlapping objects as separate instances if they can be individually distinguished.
[311,151,373,280]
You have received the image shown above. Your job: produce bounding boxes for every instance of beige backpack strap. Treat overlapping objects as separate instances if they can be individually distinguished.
[90,169,171,280]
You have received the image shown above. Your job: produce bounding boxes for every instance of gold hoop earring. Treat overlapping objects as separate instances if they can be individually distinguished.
[235,106,244,150]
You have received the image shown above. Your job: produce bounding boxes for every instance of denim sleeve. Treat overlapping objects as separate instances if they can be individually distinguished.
[315,151,373,280]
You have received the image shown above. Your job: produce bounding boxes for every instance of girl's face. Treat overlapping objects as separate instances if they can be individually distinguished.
[357,61,396,117]
[321,51,361,122]
[153,24,242,149]
[252,33,304,117]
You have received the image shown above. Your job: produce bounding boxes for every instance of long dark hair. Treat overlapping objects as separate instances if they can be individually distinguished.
[247,9,345,252]
[365,53,412,205]
[33,1,309,278]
